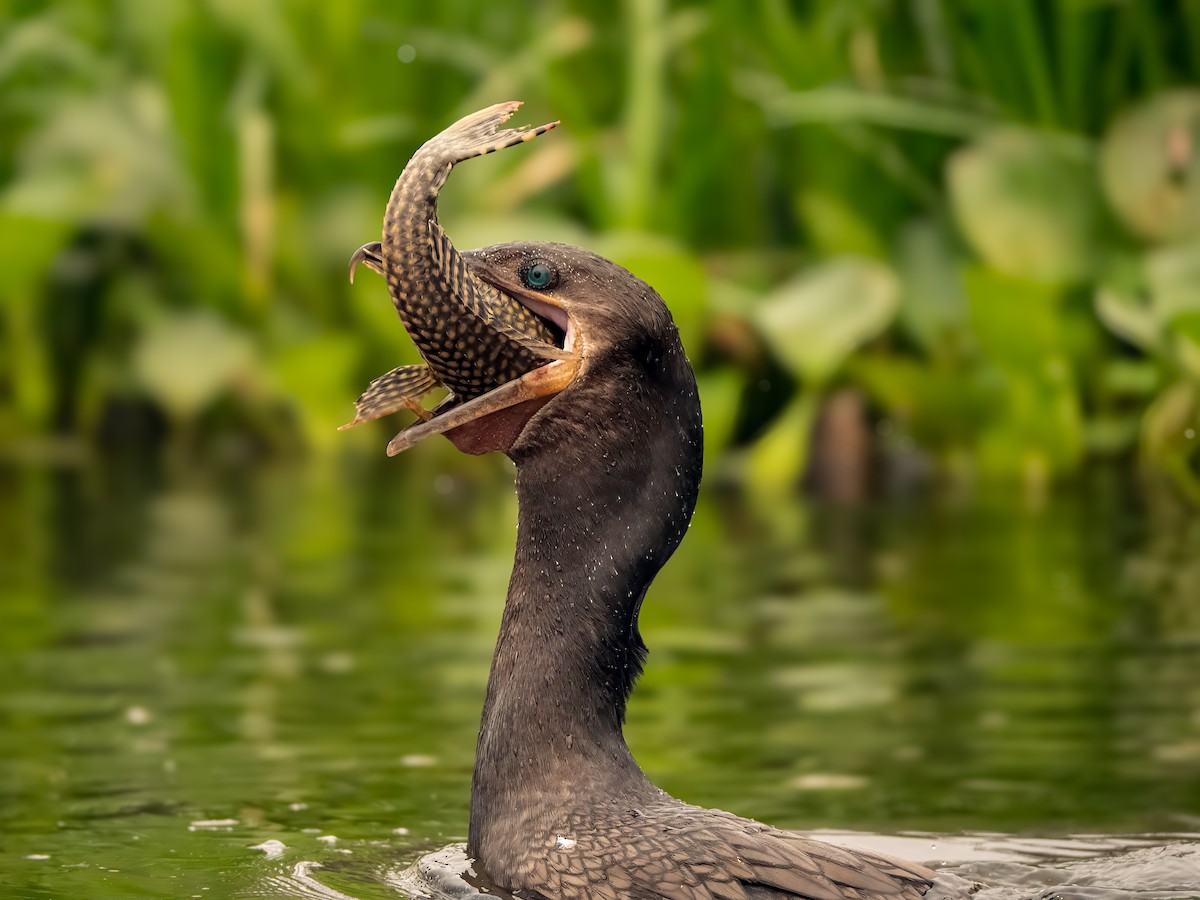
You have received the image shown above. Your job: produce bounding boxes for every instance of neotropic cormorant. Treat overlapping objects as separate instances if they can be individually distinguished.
[379,242,934,899]
[352,104,936,900]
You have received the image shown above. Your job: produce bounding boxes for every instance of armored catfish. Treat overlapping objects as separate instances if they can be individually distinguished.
[343,102,567,429]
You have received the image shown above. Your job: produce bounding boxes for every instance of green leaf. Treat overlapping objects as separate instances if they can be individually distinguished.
[3,86,192,228]
[853,356,995,450]
[1176,332,1200,382]
[895,220,968,356]
[133,311,256,421]
[0,216,72,299]
[1095,240,1200,363]
[1148,238,1200,323]
[270,333,361,454]
[755,257,899,383]
[1095,288,1159,354]
[1084,415,1141,456]
[0,217,72,432]
[1100,90,1200,242]
[948,128,1103,284]
[964,267,1065,371]
[696,368,744,473]
[1171,311,1200,345]
[743,392,818,494]
[975,367,1085,478]
[1141,380,1199,459]
[741,79,995,138]
[1100,359,1161,398]
[795,189,885,258]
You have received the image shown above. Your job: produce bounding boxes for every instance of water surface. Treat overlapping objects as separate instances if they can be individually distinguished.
[1,458,1198,898]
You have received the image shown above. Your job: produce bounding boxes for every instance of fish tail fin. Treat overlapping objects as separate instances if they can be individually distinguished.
[417,101,558,165]
[339,364,441,430]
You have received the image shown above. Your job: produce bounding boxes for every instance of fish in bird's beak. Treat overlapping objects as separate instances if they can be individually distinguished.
[388,352,580,457]
[342,102,581,453]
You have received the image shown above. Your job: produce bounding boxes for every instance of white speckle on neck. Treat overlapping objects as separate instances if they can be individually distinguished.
[555,836,577,850]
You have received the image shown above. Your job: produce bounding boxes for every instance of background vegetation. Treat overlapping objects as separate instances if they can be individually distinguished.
[3,0,1200,499]
[4,7,1200,893]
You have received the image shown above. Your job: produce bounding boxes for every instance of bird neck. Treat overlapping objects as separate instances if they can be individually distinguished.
[468,363,703,847]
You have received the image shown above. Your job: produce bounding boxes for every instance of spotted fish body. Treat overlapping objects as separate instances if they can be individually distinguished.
[342,103,563,430]
[384,103,560,394]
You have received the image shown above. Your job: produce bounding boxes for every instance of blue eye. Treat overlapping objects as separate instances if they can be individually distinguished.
[521,262,556,290]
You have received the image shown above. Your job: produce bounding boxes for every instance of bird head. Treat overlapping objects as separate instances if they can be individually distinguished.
[386,241,700,466]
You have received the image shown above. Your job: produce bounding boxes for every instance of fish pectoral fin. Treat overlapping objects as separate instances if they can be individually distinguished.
[339,364,441,430]
[349,242,385,283]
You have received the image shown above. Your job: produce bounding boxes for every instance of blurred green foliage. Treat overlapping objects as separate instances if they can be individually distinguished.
[3,0,1200,495]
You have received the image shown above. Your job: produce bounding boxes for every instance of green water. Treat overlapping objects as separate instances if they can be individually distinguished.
[1,458,1198,898]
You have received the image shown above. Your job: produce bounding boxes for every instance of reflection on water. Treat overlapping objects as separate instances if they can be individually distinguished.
[0,459,1198,898]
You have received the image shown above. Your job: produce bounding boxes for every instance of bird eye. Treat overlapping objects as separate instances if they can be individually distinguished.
[521,262,557,291]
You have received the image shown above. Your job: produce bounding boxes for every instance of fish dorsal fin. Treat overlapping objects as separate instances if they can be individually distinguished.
[428,222,570,361]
